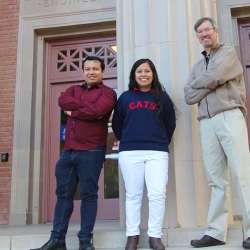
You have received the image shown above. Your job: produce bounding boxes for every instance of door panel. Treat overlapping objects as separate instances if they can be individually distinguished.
[48,82,119,222]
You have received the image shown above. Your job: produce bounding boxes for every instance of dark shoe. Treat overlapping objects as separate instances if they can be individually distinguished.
[243,237,250,249]
[149,237,165,250]
[30,239,66,250]
[125,235,139,250]
[190,235,225,247]
[79,240,95,250]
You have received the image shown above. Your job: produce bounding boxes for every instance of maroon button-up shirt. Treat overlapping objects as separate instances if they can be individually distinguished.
[58,82,117,150]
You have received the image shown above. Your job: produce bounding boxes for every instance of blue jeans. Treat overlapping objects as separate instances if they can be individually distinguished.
[50,147,106,243]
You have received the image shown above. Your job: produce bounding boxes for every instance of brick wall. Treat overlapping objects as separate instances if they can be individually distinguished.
[0,0,20,225]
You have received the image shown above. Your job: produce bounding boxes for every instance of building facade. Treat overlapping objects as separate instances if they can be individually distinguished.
[1,0,250,235]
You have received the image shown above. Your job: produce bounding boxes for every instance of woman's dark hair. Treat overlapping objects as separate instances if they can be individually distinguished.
[82,56,105,71]
[128,58,169,120]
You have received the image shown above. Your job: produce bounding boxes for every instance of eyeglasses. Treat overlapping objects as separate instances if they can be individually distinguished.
[196,28,215,36]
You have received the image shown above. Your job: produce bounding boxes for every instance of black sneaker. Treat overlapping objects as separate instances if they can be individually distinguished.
[79,240,95,250]
[243,237,250,249]
[30,239,66,250]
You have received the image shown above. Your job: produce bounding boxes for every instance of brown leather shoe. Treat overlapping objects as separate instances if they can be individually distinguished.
[190,235,225,247]
[125,235,139,250]
[149,237,165,250]
[243,237,250,249]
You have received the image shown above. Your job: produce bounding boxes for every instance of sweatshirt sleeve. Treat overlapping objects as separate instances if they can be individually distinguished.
[111,97,124,141]
[190,47,243,90]
[163,96,176,144]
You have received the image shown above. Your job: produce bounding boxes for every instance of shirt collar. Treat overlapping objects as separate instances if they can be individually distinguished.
[82,81,103,89]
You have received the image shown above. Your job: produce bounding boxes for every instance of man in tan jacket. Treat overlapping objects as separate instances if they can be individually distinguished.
[184,17,250,249]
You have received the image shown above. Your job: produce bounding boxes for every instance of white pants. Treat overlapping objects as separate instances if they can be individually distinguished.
[200,108,250,241]
[119,150,169,238]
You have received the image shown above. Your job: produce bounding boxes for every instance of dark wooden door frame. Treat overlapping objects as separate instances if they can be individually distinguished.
[42,36,118,222]
[238,20,250,144]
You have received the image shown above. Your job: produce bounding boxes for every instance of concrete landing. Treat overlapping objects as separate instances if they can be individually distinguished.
[0,220,246,250]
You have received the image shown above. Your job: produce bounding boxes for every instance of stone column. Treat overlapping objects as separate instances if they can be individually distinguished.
[117,0,220,230]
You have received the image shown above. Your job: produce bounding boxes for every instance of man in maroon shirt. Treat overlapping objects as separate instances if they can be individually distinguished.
[31,56,117,250]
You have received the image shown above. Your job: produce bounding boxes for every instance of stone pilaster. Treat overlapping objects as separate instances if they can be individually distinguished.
[116,0,220,230]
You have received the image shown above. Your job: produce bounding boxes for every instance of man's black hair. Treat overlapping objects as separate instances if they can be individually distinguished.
[82,56,105,71]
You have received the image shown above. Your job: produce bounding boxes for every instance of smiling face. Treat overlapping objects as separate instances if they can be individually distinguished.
[83,60,104,88]
[196,20,218,52]
[135,62,153,92]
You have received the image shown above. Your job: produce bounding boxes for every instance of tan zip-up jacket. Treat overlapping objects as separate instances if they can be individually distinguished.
[184,43,247,121]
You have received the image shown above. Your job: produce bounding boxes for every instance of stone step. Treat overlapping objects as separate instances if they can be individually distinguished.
[0,220,246,250]
[70,247,245,250]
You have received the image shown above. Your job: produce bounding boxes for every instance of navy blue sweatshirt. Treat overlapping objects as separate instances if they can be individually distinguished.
[112,90,176,152]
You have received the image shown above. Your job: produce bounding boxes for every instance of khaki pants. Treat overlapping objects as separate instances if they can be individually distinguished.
[200,108,250,241]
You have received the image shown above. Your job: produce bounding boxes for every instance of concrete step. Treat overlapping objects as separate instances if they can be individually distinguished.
[0,220,246,250]
[66,247,247,250]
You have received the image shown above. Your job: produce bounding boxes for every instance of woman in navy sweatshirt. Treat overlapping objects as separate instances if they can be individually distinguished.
[112,59,176,250]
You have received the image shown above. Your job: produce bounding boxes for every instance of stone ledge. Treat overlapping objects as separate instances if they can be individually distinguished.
[0,225,244,250]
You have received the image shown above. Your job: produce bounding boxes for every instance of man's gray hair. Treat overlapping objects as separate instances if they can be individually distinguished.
[194,17,218,31]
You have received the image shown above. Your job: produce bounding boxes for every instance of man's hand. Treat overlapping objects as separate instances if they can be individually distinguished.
[64,111,72,116]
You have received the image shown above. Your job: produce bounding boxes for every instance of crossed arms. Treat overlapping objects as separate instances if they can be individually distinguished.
[184,47,243,105]
[58,85,116,120]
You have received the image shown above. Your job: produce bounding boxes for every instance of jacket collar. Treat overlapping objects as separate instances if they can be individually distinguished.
[201,42,224,58]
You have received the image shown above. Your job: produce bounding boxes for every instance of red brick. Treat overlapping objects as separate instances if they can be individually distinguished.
[0,0,19,225]
[0,193,11,199]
